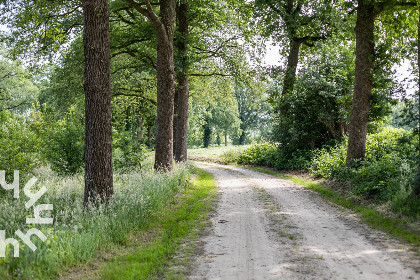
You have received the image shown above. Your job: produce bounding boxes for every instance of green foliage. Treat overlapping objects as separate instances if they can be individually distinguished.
[0,0,82,60]
[220,149,243,164]
[113,130,148,172]
[0,167,190,279]
[232,84,271,145]
[0,56,39,113]
[0,111,40,177]
[187,77,243,147]
[236,142,277,166]
[31,105,85,175]
[232,142,313,170]
[310,127,418,202]
[269,39,354,155]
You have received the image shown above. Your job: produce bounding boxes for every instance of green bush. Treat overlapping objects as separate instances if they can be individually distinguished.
[309,143,347,178]
[236,142,277,166]
[310,127,417,201]
[32,105,85,175]
[0,111,40,178]
[231,142,312,170]
[220,149,242,164]
[113,130,148,172]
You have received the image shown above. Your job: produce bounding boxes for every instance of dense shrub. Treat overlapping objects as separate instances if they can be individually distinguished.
[31,105,85,175]
[310,127,417,201]
[113,130,148,171]
[0,111,40,177]
[231,142,312,170]
[236,142,277,166]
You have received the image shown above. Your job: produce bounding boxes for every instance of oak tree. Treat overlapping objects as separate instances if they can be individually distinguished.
[125,0,176,170]
[82,0,114,205]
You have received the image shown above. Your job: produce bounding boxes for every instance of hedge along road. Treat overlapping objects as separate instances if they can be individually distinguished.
[188,162,420,280]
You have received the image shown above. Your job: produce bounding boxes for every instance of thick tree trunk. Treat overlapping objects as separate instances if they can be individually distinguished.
[346,1,376,165]
[123,0,176,170]
[174,1,189,162]
[281,40,301,97]
[82,0,113,206]
[154,0,176,170]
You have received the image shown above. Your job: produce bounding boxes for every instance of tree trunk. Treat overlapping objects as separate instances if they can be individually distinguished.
[173,89,178,153]
[174,1,189,162]
[137,117,144,140]
[203,117,211,148]
[154,0,176,170]
[123,0,176,170]
[415,7,420,196]
[281,40,301,97]
[82,0,113,206]
[147,124,153,148]
[239,130,246,145]
[346,1,376,165]
[225,131,227,146]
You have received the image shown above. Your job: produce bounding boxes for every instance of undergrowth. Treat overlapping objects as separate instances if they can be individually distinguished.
[0,166,190,279]
[97,167,217,279]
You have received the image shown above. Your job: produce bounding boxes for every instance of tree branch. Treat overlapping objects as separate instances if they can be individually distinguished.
[190,72,232,77]
[124,0,152,19]
[112,88,157,105]
[0,101,30,112]
[295,35,326,45]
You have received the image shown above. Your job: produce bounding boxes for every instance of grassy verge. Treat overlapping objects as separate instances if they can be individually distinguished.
[250,166,420,249]
[90,167,217,280]
[0,167,198,279]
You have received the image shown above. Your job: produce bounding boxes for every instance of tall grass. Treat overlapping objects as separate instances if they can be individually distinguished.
[0,166,190,279]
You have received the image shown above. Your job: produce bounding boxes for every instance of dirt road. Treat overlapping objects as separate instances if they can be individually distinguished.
[188,162,420,280]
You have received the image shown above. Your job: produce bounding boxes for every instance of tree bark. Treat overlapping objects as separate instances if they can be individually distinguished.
[415,7,420,196]
[123,0,176,170]
[239,130,246,145]
[154,0,176,170]
[203,115,211,148]
[174,1,189,162]
[82,0,113,206]
[225,131,227,146]
[147,124,153,148]
[346,1,376,165]
[137,116,144,140]
[281,40,301,97]
[173,88,178,153]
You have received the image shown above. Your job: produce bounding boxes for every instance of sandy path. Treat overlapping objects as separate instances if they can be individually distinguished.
[189,162,420,280]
